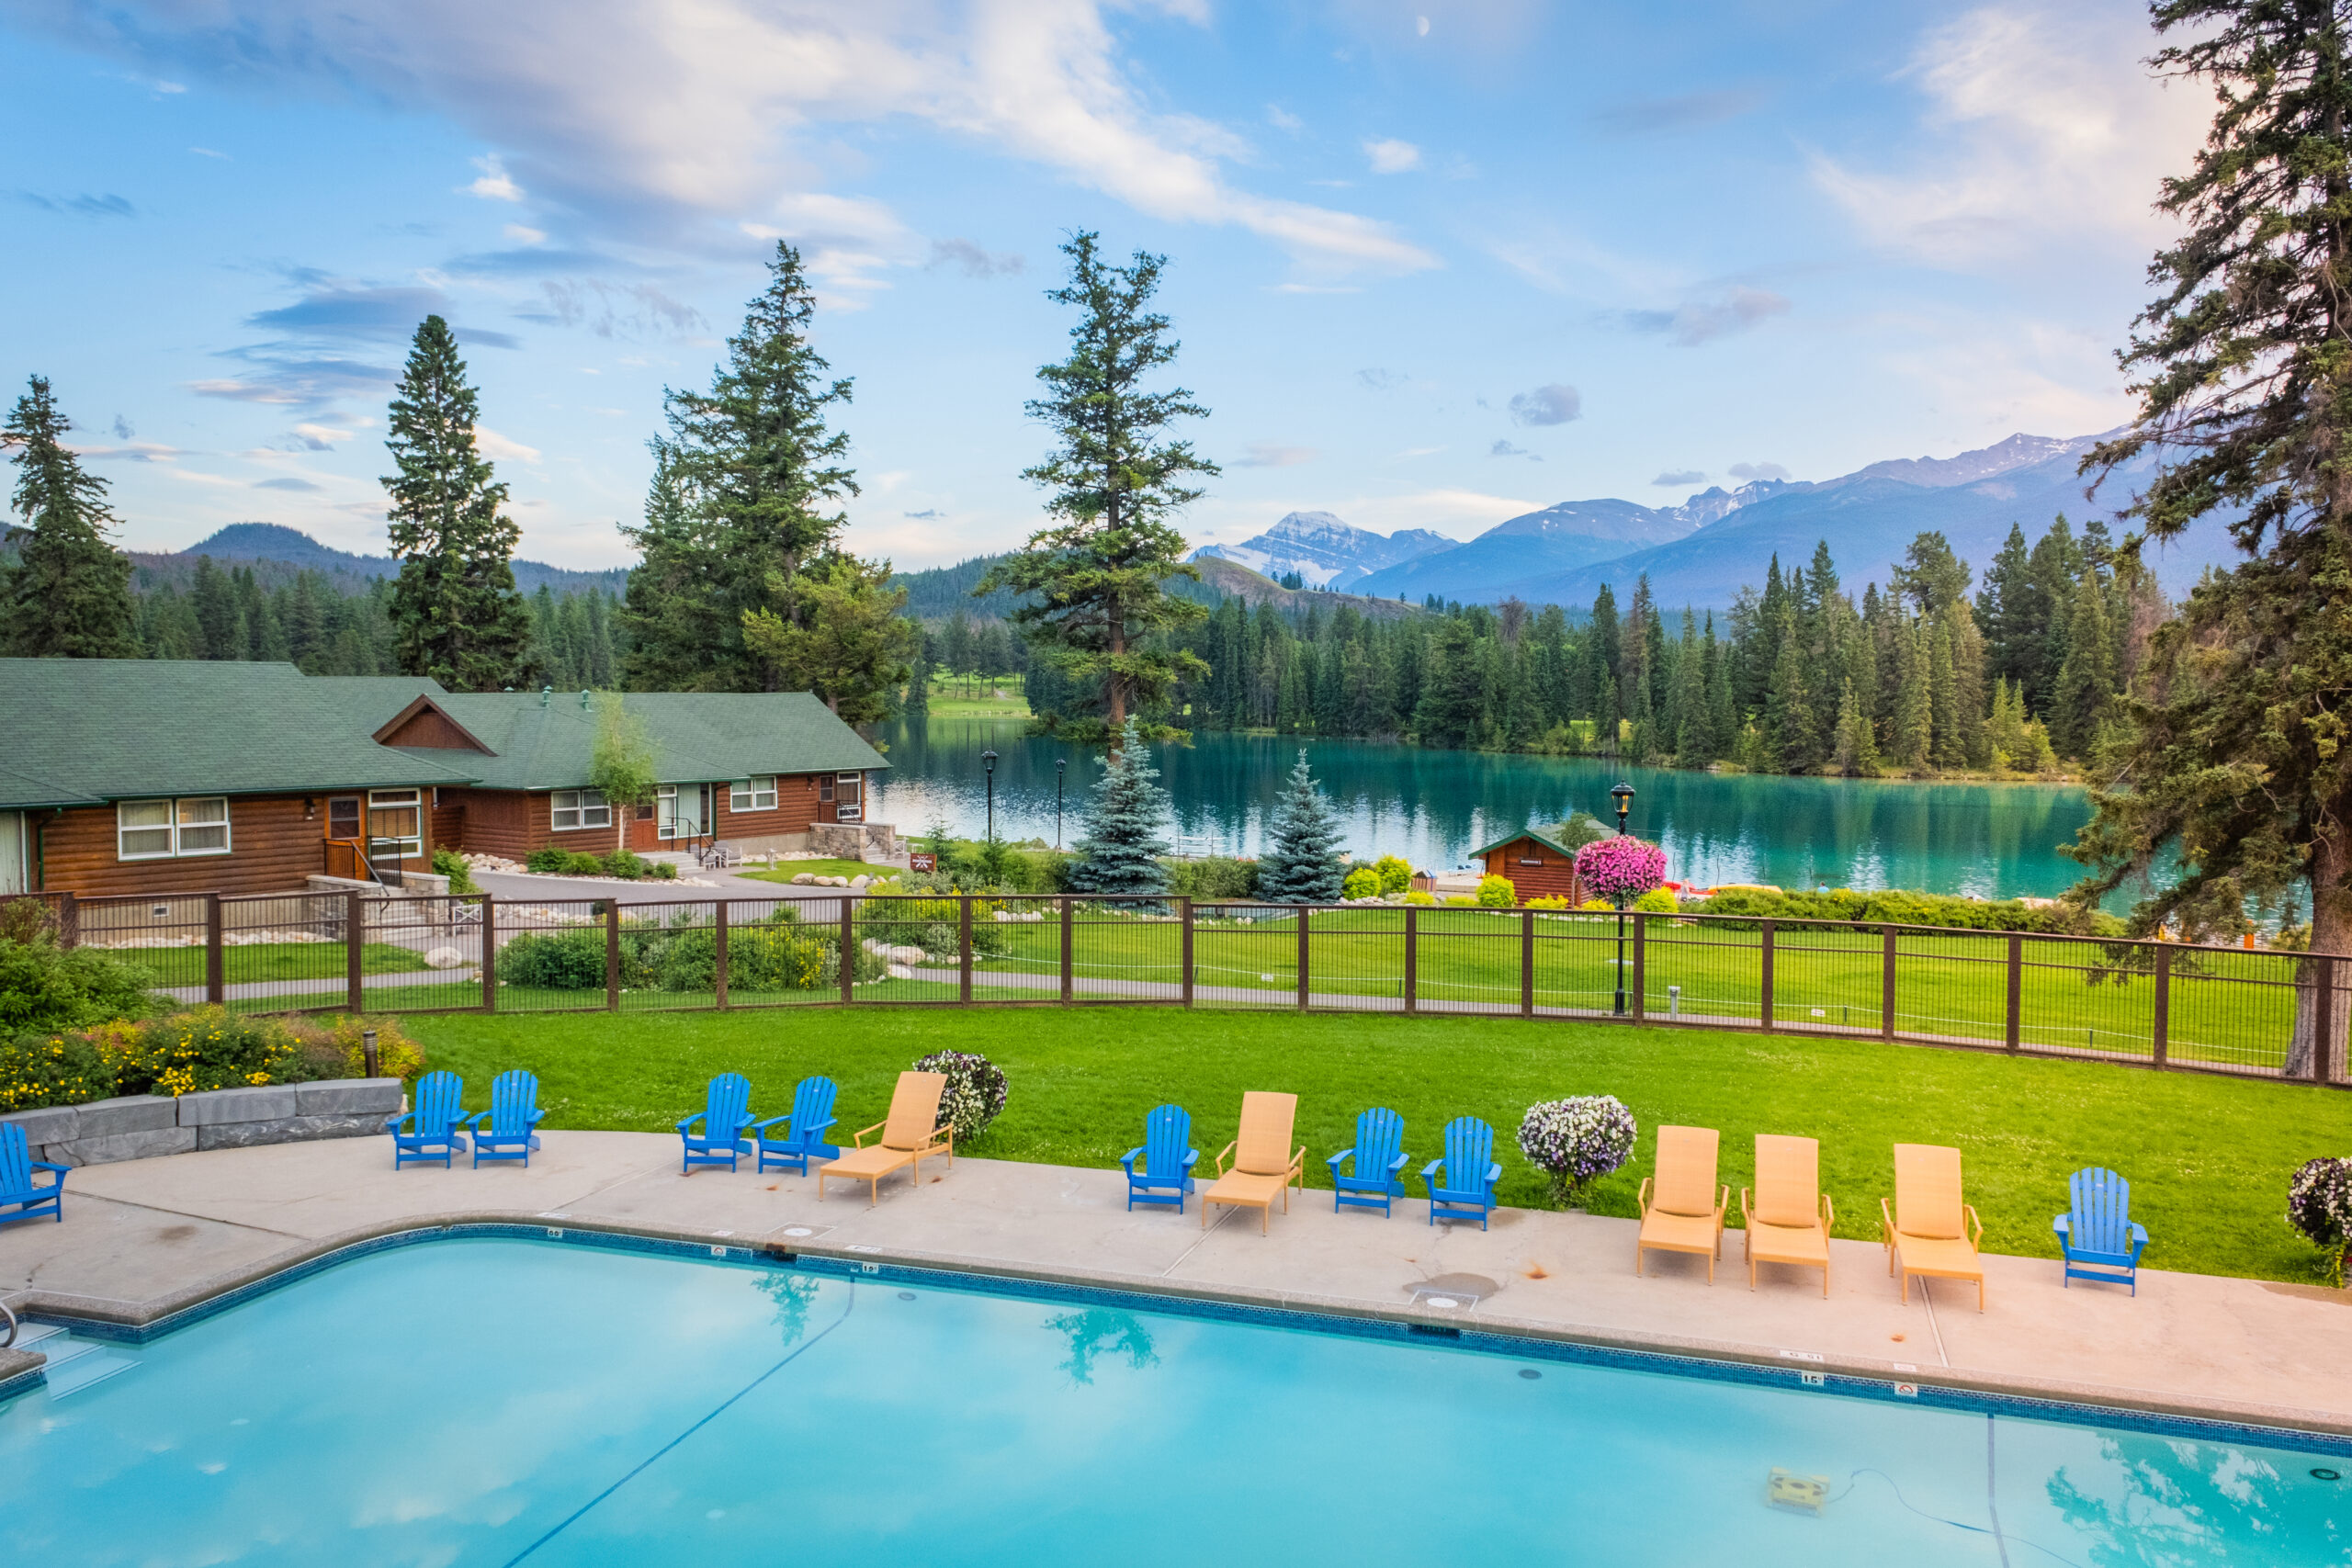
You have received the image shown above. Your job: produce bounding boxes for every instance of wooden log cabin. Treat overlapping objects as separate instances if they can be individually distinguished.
[0,660,890,897]
[1471,828,1584,904]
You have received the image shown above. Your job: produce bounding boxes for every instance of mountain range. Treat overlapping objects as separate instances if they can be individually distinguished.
[1196,432,2244,611]
[130,523,631,599]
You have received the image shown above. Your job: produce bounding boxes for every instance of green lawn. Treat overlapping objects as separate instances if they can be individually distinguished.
[401,1005,2352,1285]
[738,860,897,884]
[117,941,437,989]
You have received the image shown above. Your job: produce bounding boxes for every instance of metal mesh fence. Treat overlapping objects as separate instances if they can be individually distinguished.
[43,888,2348,1086]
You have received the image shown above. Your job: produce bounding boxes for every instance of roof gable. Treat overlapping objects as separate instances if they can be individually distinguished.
[1471,827,1582,861]
[413,690,890,791]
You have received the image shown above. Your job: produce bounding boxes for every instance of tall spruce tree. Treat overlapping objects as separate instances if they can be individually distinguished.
[380,316,532,689]
[978,233,1216,739]
[1256,750,1347,903]
[1066,716,1174,894]
[740,552,920,724]
[1,376,138,659]
[2062,0,2352,1080]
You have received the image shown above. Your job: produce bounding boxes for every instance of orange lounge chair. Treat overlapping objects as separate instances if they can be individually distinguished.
[818,1071,952,1206]
[1202,1091,1306,1235]
[1637,1125,1729,1281]
[1882,1143,1985,1311]
[1741,1134,1834,1295]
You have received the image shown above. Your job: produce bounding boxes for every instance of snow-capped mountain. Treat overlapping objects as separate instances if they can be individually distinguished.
[1193,511,1453,590]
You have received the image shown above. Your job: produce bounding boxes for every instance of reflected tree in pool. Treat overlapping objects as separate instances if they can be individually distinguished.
[756,1272,825,1343]
[2044,1435,2326,1566]
[1045,1309,1157,1384]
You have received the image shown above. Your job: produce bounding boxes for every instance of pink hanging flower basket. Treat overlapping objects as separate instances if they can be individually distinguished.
[1574,836,1667,905]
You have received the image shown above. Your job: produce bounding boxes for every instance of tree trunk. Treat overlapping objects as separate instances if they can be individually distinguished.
[2290,844,2350,1080]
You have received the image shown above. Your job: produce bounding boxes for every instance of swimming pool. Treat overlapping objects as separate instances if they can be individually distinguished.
[2,1232,2346,1565]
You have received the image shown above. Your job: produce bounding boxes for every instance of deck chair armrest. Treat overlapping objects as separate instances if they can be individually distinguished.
[1739,1186,1753,1225]
[1326,1146,1355,1176]
[1386,1151,1411,1177]
[385,1111,410,1134]
[2052,1214,2071,1239]
[808,1115,837,1138]
[1419,1156,1443,1182]
[1715,1184,1730,1220]
[932,1122,955,1154]
[1213,1140,1237,1177]
[1121,1146,1145,1176]
[1183,1149,1199,1171]
[748,1113,792,1134]
[1820,1193,1834,1229]
[676,1112,706,1134]
[1963,1204,1983,1247]
[2130,1221,2147,1243]
[1637,1175,1654,1216]
[1484,1163,1502,1188]
[851,1119,887,1149]
[464,1111,490,1129]
[528,1110,547,1126]
[1289,1145,1306,1180]
[31,1160,68,1178]
[1880,1197,1894,1240]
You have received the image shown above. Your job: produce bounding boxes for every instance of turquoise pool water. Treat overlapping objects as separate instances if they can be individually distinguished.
[3,1236,2346,1565]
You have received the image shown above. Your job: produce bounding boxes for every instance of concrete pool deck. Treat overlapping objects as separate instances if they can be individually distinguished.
[3,1132,2346,1437]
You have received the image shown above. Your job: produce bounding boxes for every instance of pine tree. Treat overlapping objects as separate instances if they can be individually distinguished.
[1668,609,1709,761]
[978,233,1216,739]
[620,452,725,690]
[380,315,532,689]
[1,375,138,659]
[1256,750,1347,903]
[1066,717,1175,895]
[1762,604,1813,772]
[1829,677,1881,776]
[2049,566,2117,759]
[191,556,243,660]
[1891,618,1933,772]
[1705,615,1736,758]
[740,551,920,723]
[1928,614,1961,768]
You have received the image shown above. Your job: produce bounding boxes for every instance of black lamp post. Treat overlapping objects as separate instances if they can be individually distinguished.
[1055,757,1067,850]
[982,749,999,845]
[1610,782,1634,1015]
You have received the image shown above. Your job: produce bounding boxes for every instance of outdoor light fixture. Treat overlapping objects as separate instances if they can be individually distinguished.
[1610,781,1635,1015]
[1056,757,1068,851]
[1611,781,1634,834]
[981,749,999,845]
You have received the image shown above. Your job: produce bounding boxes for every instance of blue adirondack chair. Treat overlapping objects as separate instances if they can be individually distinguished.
[0,1122,66,1226]
[1421,1116,1502,1229]
[1327,1107,1411,1216]
[752,1077,840,1176]
[468,1071,546,1168]
[2052,1167,2150,1294]
[1122,1104,1200,1213]
[677,1073,757,1173]
[386,1070,469,1169]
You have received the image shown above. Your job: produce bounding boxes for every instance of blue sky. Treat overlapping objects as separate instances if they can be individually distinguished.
[1,0,2208,570]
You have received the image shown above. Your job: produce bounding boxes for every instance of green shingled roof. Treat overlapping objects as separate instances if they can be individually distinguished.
[0,660,481,808]
[1468,826,1581,861]
[393,690,889,789]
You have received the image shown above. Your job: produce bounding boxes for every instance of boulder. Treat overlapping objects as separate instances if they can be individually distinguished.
[294,1077,403,1116]
[0,1103,79,1148]
[176,1085,300,1126]
[48,1125,197,1166]
[198,1114,384,1151]
[74,1095,178,1138]
[424,945,467,968]
[792,873,816,886]
[849,874,871,889]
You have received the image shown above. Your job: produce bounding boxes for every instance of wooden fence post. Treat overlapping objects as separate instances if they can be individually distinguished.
[2005,935,2023,1053]
[1631,914,1646,1023]
[2315,954,2338,1084]
[1296,906,1311,1011]
[1404,906,1418,1013]
[1521,909,1535,1017]
[1061,897,1075,1003]
[713,899,729,1010]
[206,893,225,1005]
[1758,919,1774,1032]
[480,896,496,1012]
[959,896,974,1003]
[2150,944,2169,1066]
[605,900,621,1011]
[1881,928,1896,1041]
[839,897,855,1003]
[345,890,364,1012]
[1180,898,1193,1008]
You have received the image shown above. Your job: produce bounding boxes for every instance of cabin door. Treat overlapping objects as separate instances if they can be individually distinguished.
[0,812,24,894]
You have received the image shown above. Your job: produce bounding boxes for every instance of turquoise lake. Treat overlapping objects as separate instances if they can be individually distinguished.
[869,718,2101,900]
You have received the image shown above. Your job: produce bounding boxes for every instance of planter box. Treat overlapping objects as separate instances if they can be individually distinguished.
[1,1077,402,1168]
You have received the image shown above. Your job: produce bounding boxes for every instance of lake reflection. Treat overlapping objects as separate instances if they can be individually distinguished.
[869,718,2100,900]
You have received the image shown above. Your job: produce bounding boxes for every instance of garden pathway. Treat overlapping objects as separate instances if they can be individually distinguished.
[3,1133,2346,1437]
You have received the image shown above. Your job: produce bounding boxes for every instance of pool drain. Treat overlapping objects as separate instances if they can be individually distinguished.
[1518,1369,1541,1381]
[896,1291,916,1302]
[2314,1468,2342,1482]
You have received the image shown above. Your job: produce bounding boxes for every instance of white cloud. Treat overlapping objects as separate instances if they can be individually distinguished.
[60,1,1434,275]
[465,154,524,202]
[1234,442,1319,468]
[189,145,228,159]
[1364,138,1422,174]
[292,423,352,449]
[74,440,184,463]
[476,426,542,464]
[1810,4,2211,265]
[503,222,547,243]
[1266,104,1302,132]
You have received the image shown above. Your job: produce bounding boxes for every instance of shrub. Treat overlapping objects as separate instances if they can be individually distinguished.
[2287,1156,2352,1286]
[283,1015,428,1086]
[1552,810,1611,851]
[431,848,480,896]
[1573,836,1667,906]
[1443,895,1476,907]
[1374,854,1414,896]
[1164,854,1259,901]
[0,1030,114,1111]
[1632,886,1679,916]
[1341,867,1381,900]
[913,1049,1009,1142]
[1475,874,1518,908]
[1690,886,2124,937]
[653,862,678,880]
[498,929,609,989]
[1524,896,1571,910]
[109,1007,325,1098]
[563,851,608,876]
[1518,1095,1636,1206]
[524,846,569,874]
[0,935,160,1035]
[1402,889,1437,907]
[1579,897,1613,911]
[605,849,650,879]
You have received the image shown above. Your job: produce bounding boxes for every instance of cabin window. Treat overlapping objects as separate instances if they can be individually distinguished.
[550,789,611,831]
[327,796,362,840]
[118,796,232,860]
[819,776,835,803]
[366,789,423,858]
[729,775,777,812]
[835,773,863,822]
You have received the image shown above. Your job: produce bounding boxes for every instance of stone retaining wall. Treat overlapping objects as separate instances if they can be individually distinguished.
[0,1078,402,1168]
